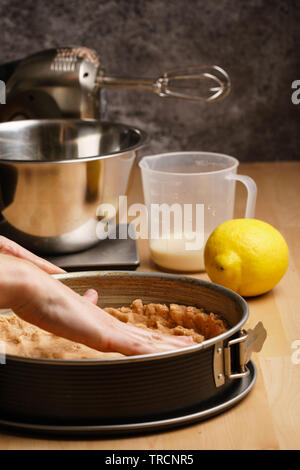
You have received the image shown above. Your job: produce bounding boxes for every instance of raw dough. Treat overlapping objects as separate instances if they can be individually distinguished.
[0,313,123,360]
[0,299,227,360]
[105,299,227,343]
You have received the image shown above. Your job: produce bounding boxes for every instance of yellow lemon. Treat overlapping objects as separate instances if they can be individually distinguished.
[204,219,289,297]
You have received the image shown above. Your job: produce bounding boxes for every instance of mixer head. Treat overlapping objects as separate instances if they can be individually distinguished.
[0,46,104,122]
[0,46,230,122]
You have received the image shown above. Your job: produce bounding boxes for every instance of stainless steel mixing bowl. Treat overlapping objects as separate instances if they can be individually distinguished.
[0,119,146,254]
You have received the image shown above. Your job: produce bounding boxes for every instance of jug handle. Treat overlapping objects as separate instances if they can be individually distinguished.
[226,174,257,218]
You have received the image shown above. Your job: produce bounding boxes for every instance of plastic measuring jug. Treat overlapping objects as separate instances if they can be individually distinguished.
[139,151,257,272]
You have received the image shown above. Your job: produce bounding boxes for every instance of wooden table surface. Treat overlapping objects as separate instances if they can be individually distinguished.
[0,161,299,450]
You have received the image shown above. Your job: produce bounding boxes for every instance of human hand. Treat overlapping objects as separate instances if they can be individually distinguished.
[10,261,195,356]
[0,235,100,304]
[0,237,195,355]
[0,235,65,274]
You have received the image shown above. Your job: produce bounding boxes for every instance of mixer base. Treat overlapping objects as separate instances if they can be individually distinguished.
[46,225,140,271]
[0,222,140,271]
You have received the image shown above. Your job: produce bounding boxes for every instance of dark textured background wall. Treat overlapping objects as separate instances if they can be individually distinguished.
[0,0,299,161]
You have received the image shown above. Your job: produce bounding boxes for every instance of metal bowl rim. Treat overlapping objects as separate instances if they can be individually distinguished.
[3,271,249,366]
[0,119,148,164]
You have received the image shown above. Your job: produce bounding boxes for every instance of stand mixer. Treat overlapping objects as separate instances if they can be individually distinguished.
[0,46,230,121]
[0,46,230,260]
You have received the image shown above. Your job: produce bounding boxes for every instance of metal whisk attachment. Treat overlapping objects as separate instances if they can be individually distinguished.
[97,65,230,102]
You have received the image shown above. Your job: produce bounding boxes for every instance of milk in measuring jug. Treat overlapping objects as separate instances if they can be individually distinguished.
[150,233,206,272]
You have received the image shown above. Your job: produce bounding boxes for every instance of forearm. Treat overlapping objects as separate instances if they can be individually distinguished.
[9,264,105,350]
[0,254,117,352]
[0,254,35,310]
[0,253,195,356]
[0,236,65,274]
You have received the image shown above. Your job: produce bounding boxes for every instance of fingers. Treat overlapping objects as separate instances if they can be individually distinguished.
[82,289,99,305]
[106,320,197,356]
[125,321,195,346]
[0,236,65,274]
[138,331,196,353]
